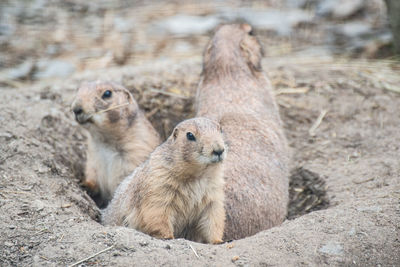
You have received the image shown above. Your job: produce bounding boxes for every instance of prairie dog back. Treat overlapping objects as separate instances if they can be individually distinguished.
[196,24,290,240]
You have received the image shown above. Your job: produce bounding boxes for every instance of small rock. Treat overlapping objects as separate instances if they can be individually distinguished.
[348,227,356,236]
[335,22,371,38]
[9,225,16,229]
[172,41,193,54]
[0,21,15,39]
[165,244,171,249]
[232,255,240,262]
[286,0,308,8]
[113,17,133,32]
[317,0,364,19]
[139,241,148,247]
[332,0,364,19]
[317,0,338,16]
[356,206,382,212]
[226,9,313,36]
[33,59,75,79]
[37,165,49,174]
[4,241,13,247]
[33,199,45,212]
[4,60,35,80]
[0,132,15,141]
[319,241,344,256]
[153,14,220,36]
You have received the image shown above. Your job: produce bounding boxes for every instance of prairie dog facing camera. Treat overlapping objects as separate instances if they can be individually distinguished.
[103,117,226,244]
[71,81,161,205]
[196,24,290,240]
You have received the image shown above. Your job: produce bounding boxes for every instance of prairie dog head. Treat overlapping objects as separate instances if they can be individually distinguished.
[204,23,263,73]
[71,81,138,131]
[169,117,226,168]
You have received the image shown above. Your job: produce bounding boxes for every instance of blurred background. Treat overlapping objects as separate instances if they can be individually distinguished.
[0,0,397,82]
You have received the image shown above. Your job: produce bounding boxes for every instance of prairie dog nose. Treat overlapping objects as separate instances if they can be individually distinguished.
[212,148,225,157]
[73,106,83,116]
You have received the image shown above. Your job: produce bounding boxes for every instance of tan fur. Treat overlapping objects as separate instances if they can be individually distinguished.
[195,24,290,240]
[71,81,161,203]
[102,117,226,244]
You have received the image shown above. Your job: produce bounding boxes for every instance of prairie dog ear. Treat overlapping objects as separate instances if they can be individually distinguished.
[124,90,133,103]
[241,23,252,34]
[240,38,263,72]
[203,41,213,67]
[173,128,179,140]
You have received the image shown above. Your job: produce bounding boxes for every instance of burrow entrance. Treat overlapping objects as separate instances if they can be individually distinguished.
[69,79,330,234]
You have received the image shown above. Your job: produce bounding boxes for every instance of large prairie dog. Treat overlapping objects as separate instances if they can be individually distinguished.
[71,81,161,204]
[103,117,226,244]
[195,24,290,240]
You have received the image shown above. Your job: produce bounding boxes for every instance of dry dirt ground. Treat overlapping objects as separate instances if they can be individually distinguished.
[1,0,400,266]
[1,56,399,266]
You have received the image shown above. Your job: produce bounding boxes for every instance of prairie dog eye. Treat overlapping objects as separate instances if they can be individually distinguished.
[186,132,196,141]
[102,90,112,99]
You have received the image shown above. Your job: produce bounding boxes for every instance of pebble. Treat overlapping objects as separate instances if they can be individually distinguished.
[317,0,364,19]
[356,206,382,212]
[4,60,35,80]
[335,22,371,38]
[4,241,14,247]
[139,241,149,247]
[33,59,75,79]
[152,14,220,36]
[221,8,313,36]
[319,241,344,256]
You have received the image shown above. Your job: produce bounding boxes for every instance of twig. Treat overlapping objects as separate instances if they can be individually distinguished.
[381,81,400,94]
[309,110,327,136]
[34,228,49,235]
[0,190,31,195]
[149,88,189,99]
[92,103,131,116]
[277,99,292,108]
[0,78,25,88]
[68,245,115,267]
[274,87,309,96]
[189,244,199,259]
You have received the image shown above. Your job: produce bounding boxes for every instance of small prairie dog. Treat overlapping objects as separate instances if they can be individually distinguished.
[102,117,226,244]
[196,24,290,240]
[71,81,161,204]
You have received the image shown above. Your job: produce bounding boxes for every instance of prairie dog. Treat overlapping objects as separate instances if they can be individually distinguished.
[71,81,161,204]
[196,24,290,240]
[103,117,226,244]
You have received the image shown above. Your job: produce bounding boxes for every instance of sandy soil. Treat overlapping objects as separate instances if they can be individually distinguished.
[1,56,399,266]
[1,0,399,266]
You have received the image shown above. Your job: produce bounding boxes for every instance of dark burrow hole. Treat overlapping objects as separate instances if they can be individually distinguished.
[287,167,330,220]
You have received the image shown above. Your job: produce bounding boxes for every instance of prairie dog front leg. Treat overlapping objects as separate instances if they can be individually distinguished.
[197,201,225,244]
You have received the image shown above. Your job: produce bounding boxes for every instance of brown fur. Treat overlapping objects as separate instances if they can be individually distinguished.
[102,117,226,244]
[71,81,161,203]
[195,24,290,240]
